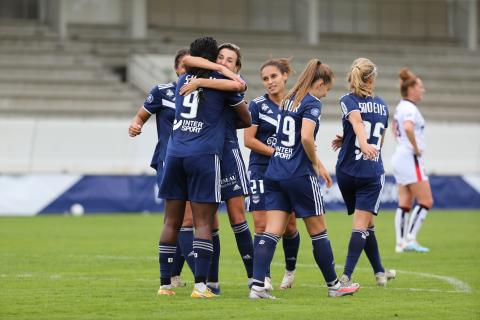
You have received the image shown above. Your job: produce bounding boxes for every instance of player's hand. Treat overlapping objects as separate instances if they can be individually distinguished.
[180,78,201,96]
[317,162,333,188]
[414,147,422,157]
[360,142,378,159]
[220,66,246,90]
[128,123,142,137]
[331,134,343,151]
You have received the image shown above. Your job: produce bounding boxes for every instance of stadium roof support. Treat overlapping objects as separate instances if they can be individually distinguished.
[468,0,478,51]
[307,0,319,45]
[128,0,147,39]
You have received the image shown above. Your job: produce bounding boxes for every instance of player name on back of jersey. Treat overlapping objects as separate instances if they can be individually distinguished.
[358,101,387,116]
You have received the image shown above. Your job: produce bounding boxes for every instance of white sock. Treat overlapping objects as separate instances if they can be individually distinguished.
[194,282,207,291]
[206,281,219,289]
[408,205,429,241]
[395,207,409,245]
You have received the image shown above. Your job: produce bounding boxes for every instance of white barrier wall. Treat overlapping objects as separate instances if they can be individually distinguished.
[1,118,479,174]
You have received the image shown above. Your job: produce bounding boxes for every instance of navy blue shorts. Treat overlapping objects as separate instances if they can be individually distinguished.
[159,154,221,203]
[220,144,250,201]
[155,161,164,198]
[336,169,385,215]
[265,174,325,218]
[247,165,268,212]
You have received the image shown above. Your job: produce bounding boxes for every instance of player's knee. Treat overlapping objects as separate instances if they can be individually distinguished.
[420,199,433,209]
[284,223,298,237]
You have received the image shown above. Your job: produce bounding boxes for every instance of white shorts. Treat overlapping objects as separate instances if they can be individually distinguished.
[391,148,428,186]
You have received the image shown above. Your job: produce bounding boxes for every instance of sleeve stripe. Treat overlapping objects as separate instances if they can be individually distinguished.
[344,109,360,119]
[162,99,175,109]
[142,106,152,115]
[230,99,246,107]
[303,117,318,124]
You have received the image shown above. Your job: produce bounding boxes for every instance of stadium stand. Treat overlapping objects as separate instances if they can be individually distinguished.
[0,20,479,121]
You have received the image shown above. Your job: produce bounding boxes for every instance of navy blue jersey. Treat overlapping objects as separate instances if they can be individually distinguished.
[167,71,245,159]
[225,75,247,142]
[336,93,389,178]
[265,93,322,180]
[143,82,176,169]
[248,94,280,167]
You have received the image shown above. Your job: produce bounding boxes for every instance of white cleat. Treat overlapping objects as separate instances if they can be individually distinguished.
[395,242,406,253]
[249,285,277,299]
[170,275,186,288]
[328,280,360,297]
[264,277,273,292]
[279,270,295,289]
[375,269,397,286]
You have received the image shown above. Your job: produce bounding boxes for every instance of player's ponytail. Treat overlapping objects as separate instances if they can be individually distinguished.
[283,58,333,111]
[399,67,418,98]
[348,58,377,97]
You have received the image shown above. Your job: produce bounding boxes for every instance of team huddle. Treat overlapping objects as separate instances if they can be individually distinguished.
[129,36,432,299]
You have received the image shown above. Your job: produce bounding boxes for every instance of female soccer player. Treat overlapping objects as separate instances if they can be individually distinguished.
[179,43,255,294]
[250,59,360,299]
[244,58,301,290]
[128,48,195,290]
[391,68,433,253]
[157,37,250,298]
[333,58,395,287]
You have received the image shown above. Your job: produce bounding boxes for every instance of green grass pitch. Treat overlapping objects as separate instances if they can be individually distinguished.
[1,211,479,320]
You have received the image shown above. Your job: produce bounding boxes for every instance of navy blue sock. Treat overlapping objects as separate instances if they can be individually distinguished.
[254,233,270,277]
[252,232,280,287]
[159,242,176,286]
[177,226,195,274]
[193,238,213,284]
[364,226,385,274]
[170,242,185,277]
[283,231,300,272]
[231,221,254,278]
[343,229,368,279]
[207,230,220,283]
[311,230,338,286]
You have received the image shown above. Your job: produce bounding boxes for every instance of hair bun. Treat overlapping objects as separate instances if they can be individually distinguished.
[399,67,416,82]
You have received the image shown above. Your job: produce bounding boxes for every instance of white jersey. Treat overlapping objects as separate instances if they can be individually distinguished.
[392,99,425,152]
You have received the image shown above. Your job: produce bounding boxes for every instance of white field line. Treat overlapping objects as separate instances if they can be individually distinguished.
[1,255,472,294]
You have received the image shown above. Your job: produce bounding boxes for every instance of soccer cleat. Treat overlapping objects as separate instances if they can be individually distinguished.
[375,269,397,286]
[170,275,186,288]
[207,283,221,295]
[157,285,175,296]
[279,270,295,289]
[395,242,406,253]
[191,286,218,298]
[404,241,430,253]
[264,277,273,292]
[328,280,360,297]
[249,285,277,299]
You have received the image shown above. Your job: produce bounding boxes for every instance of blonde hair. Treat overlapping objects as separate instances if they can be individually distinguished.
[398,67,418,98]
[347,58,377,97]
[282,58,333,111]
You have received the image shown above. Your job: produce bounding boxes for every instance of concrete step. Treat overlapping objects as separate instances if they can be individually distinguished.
[0,87,142,100]
[0,53,101,67]
[0,68,120,82]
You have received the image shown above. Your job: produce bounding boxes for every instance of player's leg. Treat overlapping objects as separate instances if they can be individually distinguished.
[185,154,221,298]
[394,185,413,253]
[405,180,433,252]
[171,202,195,287]
[207,213,221,294]
[292,174,359,297]
[158,199,186,295]
[157,156,188,295]
[226,196,254,283]
[280,215,299,289]
[250,209,289,299]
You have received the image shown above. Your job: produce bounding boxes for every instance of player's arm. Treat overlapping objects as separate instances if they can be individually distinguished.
[348,111,378,159]
[244,125,275,156]
[232,101,251,129]
[128,106,151,137]
[301,119,332,187]
[182,56,245,86]
[403,120,421,156]
[180,78,244,96]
